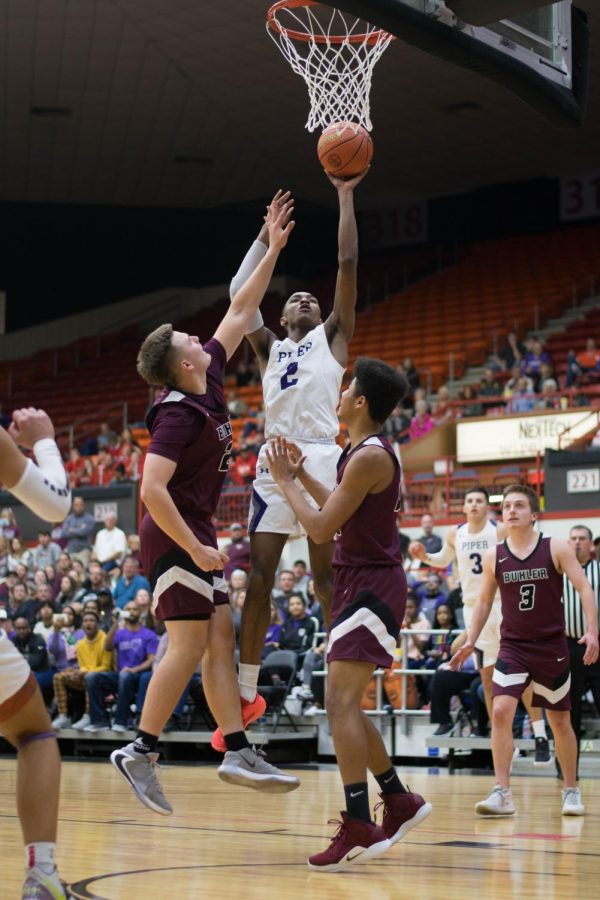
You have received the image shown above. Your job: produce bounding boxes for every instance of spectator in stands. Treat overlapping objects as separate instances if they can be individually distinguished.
[226,389,248,419]
[536,378,560,410]
[382,403,411,446]
[97,422,118,451]
[431,385,455,426]
[416,513,442,554]
[423,603,459,675]
[304,578,324,627]
[56,551,72,578]
[65,447,86,488]
[14,582,52,626]
[478,367,502,411]
[52,610,114,730]
[126,533,143,569]
[0,535,10,577]
[7,536,33,574]
[0,568,17,605]
[430,632,478,735]
[84,601,158,732]
[11,616,53,702]
[89,448,115,487]
[96,587,115,633]
[231,589,246,641]
[30,530,62,573]
[222,523,251,581]
[0,507,20,540]
[82,560,109,594]
[132,588,155,631]
[263,599,284,659]
[520,337,551,390]
[290,560,309,596]
[507,375,536,414]
[279,594,316,665]
[229,444,258,486]
[61,496,95,566]
[273,569,300,615]
[114,428,141,458]
[402,356,420,400]
[503,364,533,400]
[415,572,447,624]
[402,595,431,698]
[54,575,85,609]
[6,580,27,621]
[113,556,150,609]
[566,338,600,387]
[499,331,526,371]
[409,399,434,441]
[92,512,127,572]
[33,600,57,643]
[458,385,483,418]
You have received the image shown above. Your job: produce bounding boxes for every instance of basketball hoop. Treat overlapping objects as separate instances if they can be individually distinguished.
[266,1,394,133]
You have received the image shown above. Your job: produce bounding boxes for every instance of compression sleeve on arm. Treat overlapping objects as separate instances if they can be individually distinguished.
[229,239,267,333]
[424,544,456,569]
[9,439,71,521]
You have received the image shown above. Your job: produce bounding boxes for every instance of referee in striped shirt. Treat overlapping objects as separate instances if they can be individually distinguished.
[563,525,600,777]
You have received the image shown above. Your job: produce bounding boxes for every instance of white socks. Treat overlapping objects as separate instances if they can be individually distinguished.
[238,663,260,702]
[26,841,56,875]
[532,718,547,739]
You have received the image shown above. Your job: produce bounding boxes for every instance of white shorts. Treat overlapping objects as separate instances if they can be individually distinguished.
[463,600,502,668]
[249,439,341,539]
[0,630,31,707]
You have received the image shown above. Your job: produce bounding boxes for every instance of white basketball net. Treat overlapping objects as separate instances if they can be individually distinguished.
[266,3,393,132]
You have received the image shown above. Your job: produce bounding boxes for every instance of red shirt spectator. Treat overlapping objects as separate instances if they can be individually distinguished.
[229,446,257,485]
[89,451,116,487]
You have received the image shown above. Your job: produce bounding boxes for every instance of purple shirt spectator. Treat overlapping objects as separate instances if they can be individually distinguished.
[113,626,158,670]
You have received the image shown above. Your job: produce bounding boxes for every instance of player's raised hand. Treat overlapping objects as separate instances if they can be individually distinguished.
[449,641,475,672]
[265,436,302,484]
[259,190,292,244]
[9,408,55,449]
[190,544,229,572]
[326,165,370,192]
[283,440,307,477]
[579,630,599,665]
[409,540,427,562]
[264,196,295,250]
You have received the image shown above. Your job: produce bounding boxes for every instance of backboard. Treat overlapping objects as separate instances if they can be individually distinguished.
[331,1,589,126]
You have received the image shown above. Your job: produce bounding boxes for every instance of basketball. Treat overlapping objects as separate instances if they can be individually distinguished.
[317,121,373,178]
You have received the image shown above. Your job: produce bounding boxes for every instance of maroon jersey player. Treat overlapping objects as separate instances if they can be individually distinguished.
[267,358,431,872]
[110,195,300,815]
[452,484,598,818]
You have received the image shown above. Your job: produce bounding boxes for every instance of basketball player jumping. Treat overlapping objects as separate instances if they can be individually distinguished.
[409,486,552,763]
[451,485,598,817]
[211,169,368,752]
[267,358,431,871]
[110,196,300,814]
[0,409,72,899]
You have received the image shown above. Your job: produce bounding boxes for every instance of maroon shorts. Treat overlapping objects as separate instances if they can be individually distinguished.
[492,635,571,710]
[327,565,406,668]
[141,514,228,621]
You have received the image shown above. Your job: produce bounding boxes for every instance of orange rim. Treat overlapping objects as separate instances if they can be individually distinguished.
[267,0,393,47]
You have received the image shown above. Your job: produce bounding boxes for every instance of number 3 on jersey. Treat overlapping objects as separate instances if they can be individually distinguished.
[519,583,536,611]
[280,362,299,390]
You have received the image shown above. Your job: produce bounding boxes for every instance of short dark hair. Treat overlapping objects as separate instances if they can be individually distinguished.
[464,486,489,502]
[353,357,409,425]
[293,559,307,568]
[502,484,540,514]
[137,323,180,387]
[82,610,100,622]
[570,524,593,540]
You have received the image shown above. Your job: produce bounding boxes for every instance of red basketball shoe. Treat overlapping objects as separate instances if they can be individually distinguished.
[375,790,432,844]
[308,813,391,872]
[211,693,267,753]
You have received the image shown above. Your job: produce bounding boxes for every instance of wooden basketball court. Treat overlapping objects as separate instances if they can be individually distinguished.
[1,760,598,898]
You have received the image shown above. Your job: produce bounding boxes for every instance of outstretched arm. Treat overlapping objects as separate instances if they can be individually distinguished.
[450,548,497,670]
[324,168,369,366]
[214,197,294,361]
[409,528,457,569]
[229,190,291,364]
[1,409,71,522]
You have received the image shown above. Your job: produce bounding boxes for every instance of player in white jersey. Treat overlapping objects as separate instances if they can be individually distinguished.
[211,171,368,747]
[0,409,72,898]
[409,486,551,761]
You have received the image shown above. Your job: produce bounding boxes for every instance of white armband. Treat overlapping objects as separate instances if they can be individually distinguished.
[230,240,267,334]
[10,439,71,522]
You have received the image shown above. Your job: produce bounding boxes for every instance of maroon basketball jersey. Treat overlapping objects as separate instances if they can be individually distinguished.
[145,337,232,542]
[495,534,565,641]
[332,435,402,569]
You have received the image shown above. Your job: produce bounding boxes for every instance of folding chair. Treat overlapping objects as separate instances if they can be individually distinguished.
[257,649,299,733]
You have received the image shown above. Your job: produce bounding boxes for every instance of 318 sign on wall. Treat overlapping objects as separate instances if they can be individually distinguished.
[361,202,428,249]
[560,172,600,222]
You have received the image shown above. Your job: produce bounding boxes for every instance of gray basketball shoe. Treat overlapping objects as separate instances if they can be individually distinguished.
[110,742,173,815]
[22,867,70,898]
[218,746,301,793]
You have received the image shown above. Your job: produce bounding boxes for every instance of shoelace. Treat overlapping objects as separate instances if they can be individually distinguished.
[147,758,165,793]
[324,818,347,848]
[563,789,579,800]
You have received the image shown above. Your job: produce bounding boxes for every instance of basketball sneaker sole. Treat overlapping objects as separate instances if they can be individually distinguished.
[217,764,300,794]
[110,749,173,816]
[388,801,433,844]
[307,837,391,872]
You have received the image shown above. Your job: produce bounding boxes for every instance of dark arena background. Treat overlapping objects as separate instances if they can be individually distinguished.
[1,2,600,897]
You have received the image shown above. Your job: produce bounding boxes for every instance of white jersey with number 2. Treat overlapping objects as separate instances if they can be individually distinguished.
[455,519,501,607]
[262,323,344,441]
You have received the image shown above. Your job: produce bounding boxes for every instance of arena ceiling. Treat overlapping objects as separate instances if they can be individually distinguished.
[1,0,600,211]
